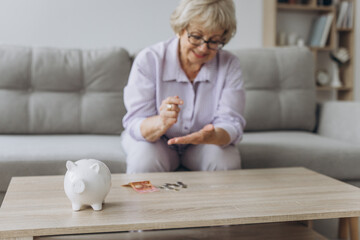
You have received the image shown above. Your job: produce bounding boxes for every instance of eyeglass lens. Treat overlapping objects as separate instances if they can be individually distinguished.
[187,33,224,50]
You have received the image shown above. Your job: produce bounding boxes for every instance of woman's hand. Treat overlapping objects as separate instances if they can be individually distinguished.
[159,96,183,129]
[167,124,230,146]
[140,96,183,142]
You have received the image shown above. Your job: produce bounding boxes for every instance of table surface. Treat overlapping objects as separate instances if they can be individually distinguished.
[1,167,360,238]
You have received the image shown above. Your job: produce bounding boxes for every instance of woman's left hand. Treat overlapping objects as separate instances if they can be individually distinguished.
[167,124,216,145]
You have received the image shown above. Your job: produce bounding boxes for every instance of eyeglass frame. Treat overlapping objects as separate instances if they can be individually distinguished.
[186,29,225,51]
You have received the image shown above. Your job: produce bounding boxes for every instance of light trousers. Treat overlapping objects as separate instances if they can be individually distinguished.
[121,132,241,174]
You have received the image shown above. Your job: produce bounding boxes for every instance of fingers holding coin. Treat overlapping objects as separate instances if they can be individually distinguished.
[159,96,184,128]
[166,104,173,111]
[166,103,180,112]
[160,96,183,112]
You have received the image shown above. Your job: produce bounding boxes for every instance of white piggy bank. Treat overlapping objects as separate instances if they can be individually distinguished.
[64,159,111,211]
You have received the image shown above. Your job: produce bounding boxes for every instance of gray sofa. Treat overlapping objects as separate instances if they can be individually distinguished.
[1,45,359,237]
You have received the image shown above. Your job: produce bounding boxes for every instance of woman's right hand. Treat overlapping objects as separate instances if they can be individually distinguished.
[159,96,183,130]
[140,96,183,142]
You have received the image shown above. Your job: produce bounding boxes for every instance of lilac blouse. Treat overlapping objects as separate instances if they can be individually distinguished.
[122,37,246,145]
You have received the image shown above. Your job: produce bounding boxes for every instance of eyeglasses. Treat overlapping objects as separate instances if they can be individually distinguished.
[187,30,225,51]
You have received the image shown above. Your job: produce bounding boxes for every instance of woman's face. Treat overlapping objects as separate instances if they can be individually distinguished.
[179,23,224,67]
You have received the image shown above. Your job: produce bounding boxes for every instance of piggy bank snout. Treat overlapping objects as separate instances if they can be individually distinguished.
[72,179,85,194]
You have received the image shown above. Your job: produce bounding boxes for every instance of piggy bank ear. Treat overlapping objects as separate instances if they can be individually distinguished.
[90,163,100,174]
[66,161,76,172]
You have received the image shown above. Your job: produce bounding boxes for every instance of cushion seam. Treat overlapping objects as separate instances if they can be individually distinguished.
[28,48,33,134]
[80,50,84,134]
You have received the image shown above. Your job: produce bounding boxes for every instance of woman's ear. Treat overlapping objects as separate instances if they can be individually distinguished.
[177,28,186,38]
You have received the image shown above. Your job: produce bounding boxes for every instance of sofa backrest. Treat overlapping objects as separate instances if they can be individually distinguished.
[232,47,316,132]
[0,45,131,134]
[0,45,316,134]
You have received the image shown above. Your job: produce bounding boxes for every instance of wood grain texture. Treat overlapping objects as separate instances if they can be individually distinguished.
[263,0,277,47]
[35,222,327,240]
[1,167,360,238]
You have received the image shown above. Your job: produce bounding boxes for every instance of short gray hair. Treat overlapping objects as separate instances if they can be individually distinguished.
[170,0,237,44]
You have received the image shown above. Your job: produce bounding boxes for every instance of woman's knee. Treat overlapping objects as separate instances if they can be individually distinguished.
[183,144,241,171]
[206,145,240,171]
[123,135,179,173]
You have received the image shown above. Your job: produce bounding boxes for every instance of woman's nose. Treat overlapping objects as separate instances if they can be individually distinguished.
[198,43,209,52]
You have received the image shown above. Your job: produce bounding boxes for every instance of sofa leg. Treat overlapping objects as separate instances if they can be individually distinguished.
[339,217,359,240]
[306,220,313,229]
[299,220,313,229]
[339,218,349,239]
[349,217,359,240]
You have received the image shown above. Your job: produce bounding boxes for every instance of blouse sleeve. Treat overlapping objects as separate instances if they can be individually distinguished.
[212,56,246,146]
[122,50,158,141]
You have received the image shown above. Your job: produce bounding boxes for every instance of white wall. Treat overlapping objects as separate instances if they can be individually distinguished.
[355,0,360,101]
[0,0,357,100]
[0,0,262,54]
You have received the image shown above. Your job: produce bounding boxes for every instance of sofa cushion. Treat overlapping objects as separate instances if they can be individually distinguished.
[0,135,127,192]
[239,132,360,180]
[0,45,131,134]
[232,47,316,132]
[318,101,360,145]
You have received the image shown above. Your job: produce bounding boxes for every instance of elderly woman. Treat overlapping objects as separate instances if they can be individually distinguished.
[122,0,246,173]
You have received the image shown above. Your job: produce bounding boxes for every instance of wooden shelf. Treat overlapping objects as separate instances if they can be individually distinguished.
[263,0,356,101]
[309,46,333,51]
[277,3,335,11]
[337,28,353,32]
[317,86,352,91]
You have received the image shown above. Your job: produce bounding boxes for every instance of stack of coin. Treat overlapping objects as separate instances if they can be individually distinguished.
[158,181,187,191]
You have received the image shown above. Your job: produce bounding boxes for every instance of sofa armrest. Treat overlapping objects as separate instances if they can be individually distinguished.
[317,101,360,144]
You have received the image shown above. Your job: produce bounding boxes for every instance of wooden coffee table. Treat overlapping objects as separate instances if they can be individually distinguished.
[1,167,360,239]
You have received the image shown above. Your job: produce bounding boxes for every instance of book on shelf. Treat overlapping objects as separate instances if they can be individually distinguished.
[308,13,334,47]
[346,1,353,28]
[320,13,334,47]
[309,15,326,47]
[336,1,353,28]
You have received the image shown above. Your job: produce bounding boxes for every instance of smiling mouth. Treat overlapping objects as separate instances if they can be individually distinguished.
[192,50,207,58]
